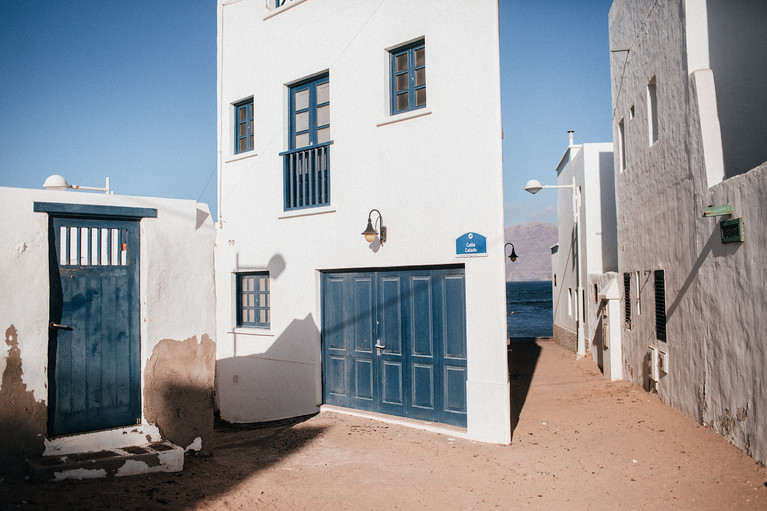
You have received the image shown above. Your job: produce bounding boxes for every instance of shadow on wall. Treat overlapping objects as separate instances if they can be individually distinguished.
[144,335,217,456]
[508,339,542,441]
[0,325,47,481]
[217,314,322,423]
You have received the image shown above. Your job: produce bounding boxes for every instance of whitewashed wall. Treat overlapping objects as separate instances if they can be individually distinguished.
[551,142,615,356]
[610,0,767,463]
[0,186,216,477]
[215,0,510,443]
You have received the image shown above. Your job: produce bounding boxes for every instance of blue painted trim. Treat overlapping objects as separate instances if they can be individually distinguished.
[236,272,271,328]
[234,98,254,154]
[278,140,334,157]
[390,40,426,115]
[34,202,157,219]
[288,73,329,151]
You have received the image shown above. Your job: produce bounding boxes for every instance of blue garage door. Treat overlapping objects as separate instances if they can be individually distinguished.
[322,266,467,427]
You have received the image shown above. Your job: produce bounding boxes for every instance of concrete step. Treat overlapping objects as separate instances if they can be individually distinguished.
[27,441,184,482]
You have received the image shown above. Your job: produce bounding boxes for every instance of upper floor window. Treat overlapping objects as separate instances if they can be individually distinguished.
[390,40,426,115]
[234,99,254,154]
[618,118,627,172]
[647,76,658,145]
[290,74,330,150]
[237,272,270,328]
[282,74,331,210]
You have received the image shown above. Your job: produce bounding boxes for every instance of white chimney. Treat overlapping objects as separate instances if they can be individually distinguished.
[568,130,575,146]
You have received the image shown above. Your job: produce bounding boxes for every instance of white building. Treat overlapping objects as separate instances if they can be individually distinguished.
[546,136,620,378]
[214,0,510,443]
[0,186,216,480]
[609,0,767,462]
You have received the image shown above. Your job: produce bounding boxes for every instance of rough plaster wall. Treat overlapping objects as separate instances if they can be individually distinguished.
[611,0,767,464]
[700,162,767,461]
[610,0,700,403]
[144,335,216,456]
[0,325,47,480]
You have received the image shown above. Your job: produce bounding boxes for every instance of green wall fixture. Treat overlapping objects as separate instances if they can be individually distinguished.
[720,217,744,244]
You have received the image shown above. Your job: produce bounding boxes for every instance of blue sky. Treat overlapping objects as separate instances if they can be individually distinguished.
[0,0,613,227]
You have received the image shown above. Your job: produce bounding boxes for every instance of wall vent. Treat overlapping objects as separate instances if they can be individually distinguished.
[623,272,631,328]
[720,217,744,244]
[654,270,667,342]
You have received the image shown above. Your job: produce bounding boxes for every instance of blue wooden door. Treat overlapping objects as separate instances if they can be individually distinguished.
[48,217,141,436]
[322,267,467,427]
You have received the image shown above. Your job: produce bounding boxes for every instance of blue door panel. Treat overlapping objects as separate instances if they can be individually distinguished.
[444,366,467,412]
[443,275,467,358]
[382,361,403,405]
[412,363,434,409]
[354,359,374,400]
[49,217,140,436]
[328,355,346,397]
[321,267,466,427]
[411,277,433,356]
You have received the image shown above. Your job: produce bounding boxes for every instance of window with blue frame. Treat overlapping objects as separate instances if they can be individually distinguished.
[282,73,331,210]
[236,272,270,328]
[390,40,426,115]
[234,99,254,154]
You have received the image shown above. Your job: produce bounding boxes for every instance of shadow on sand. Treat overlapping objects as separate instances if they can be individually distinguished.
[508,337,543,441]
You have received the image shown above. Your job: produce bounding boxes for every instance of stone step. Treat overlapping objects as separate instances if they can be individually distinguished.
[27,441,184,482]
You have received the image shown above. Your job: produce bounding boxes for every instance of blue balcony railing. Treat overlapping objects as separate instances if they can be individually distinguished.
[282,142,331,211]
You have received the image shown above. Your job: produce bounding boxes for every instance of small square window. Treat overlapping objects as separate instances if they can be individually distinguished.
[390,40,426,115]
[234,99,254,154]
[236,272,270,328]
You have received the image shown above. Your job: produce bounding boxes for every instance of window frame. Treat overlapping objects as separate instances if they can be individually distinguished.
[618,118,627,172]
[647,76,658,145]
[389,39,426,115]
[236,272,271,329]
[234,98,254,155]
[289,74,330,151]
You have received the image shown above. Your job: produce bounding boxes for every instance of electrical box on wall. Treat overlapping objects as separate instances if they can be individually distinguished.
[648,347,659,381]
[658,350,669,375]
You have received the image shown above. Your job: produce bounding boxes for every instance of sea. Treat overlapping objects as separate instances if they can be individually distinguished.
[506,281,553,339]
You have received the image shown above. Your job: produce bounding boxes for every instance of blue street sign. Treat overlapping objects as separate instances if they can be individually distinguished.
[456,232,487,257]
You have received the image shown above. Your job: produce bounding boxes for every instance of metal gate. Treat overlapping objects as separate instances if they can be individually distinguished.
[321,266,467,427]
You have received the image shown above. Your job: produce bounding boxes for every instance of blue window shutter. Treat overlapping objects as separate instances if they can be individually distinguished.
[390,40,426,115]
[234,99,254,154]
[236,272,270,328]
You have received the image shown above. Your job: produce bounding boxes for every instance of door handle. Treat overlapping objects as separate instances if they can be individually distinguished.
[50,322,73,331]
[374,341,386,350]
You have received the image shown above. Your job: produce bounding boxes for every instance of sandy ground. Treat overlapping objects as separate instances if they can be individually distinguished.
[2,338,766,510]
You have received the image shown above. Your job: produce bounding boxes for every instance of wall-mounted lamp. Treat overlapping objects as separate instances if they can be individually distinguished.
[504,242,518,262]
[361,209,387,245]
[44,174,113,194]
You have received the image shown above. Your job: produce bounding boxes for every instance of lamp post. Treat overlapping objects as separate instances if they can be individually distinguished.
[524,176,585,358]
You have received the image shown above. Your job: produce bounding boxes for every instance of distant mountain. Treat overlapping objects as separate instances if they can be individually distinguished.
[504,222,557,282]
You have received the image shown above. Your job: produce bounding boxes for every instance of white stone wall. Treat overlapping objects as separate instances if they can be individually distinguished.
[610,0,767,463]
[550,143,615,355]
[215,0,510,443]
[0,186,216,463]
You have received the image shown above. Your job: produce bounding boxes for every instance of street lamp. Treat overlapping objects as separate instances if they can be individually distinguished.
[44,174,113,194]
[524,176,585,358]
[504,242,518,262]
